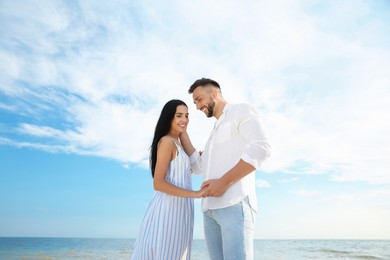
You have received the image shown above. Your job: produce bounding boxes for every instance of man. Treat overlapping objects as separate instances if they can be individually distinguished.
[180,78,271,260]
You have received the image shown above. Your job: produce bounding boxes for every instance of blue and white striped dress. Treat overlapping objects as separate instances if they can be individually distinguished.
[131,143,194,260]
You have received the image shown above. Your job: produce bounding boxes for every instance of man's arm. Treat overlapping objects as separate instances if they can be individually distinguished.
[202,159,255,196]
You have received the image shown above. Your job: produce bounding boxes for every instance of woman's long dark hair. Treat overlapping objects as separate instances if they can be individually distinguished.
[150,99,187,178]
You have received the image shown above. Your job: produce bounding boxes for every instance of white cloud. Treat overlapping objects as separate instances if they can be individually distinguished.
[19,123,72,139]
[278,177,299,183]
[0,0,389,186]
[256,179,271,188]
[0,137,75,154]
[324,189,390,203]
[0,102,16,112]
[291,189,320,197]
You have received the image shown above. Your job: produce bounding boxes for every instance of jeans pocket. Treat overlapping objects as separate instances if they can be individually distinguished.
[243,197,257,224]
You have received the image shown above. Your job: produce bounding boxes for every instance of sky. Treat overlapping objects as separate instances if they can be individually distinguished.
[0,0,389,239]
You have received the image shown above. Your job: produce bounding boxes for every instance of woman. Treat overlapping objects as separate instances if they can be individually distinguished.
[131,99,205,260]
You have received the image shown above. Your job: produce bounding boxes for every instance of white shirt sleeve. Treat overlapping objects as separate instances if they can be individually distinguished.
[237,105,271,169]
[189,151,203,175]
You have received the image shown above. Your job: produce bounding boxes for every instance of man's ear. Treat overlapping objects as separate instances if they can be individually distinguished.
[211,88,219,99]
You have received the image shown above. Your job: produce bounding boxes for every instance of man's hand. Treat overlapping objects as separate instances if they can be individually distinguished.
[201,178,229,197]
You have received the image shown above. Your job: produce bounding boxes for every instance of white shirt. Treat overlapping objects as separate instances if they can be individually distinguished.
[190,103,271,212]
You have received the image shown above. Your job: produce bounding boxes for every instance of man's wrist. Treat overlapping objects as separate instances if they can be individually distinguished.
[219,176,232,190]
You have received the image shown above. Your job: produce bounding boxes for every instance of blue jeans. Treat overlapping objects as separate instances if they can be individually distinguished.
[203,197,256,260]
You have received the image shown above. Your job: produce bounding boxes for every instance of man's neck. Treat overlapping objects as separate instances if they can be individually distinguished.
[214,100,227,119]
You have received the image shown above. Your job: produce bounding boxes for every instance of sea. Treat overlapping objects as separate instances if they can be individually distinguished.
[0,238,389,260]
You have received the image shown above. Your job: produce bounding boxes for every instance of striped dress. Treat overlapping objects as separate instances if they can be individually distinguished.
[131,143,194,260]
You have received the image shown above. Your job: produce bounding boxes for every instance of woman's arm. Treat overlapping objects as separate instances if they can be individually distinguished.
[180,131,203,175]
[153,136,204,198]
[179,130,196,157]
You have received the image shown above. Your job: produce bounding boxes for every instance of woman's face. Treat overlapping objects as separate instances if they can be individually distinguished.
[170,105,189,135]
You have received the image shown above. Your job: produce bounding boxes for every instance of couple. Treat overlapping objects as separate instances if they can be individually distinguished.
[131,78,271,260]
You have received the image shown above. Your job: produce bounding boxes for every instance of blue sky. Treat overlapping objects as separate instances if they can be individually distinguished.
[1,0,389,239]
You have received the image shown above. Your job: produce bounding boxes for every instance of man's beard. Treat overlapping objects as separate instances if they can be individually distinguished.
[206,100,215,118]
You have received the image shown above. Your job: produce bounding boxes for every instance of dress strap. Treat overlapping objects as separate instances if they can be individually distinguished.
[166,136,183,149]
[159,136,182,157]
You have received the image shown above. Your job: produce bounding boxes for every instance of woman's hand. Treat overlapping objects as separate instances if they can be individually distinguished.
[193,187,208,198]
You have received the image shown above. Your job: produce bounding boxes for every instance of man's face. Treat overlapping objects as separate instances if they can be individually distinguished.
[192,86,215,118]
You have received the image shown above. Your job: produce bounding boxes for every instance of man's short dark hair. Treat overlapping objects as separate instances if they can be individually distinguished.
[188,78,220,94]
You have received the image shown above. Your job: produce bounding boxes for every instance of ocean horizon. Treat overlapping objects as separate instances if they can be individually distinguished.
[0,237,389,260]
